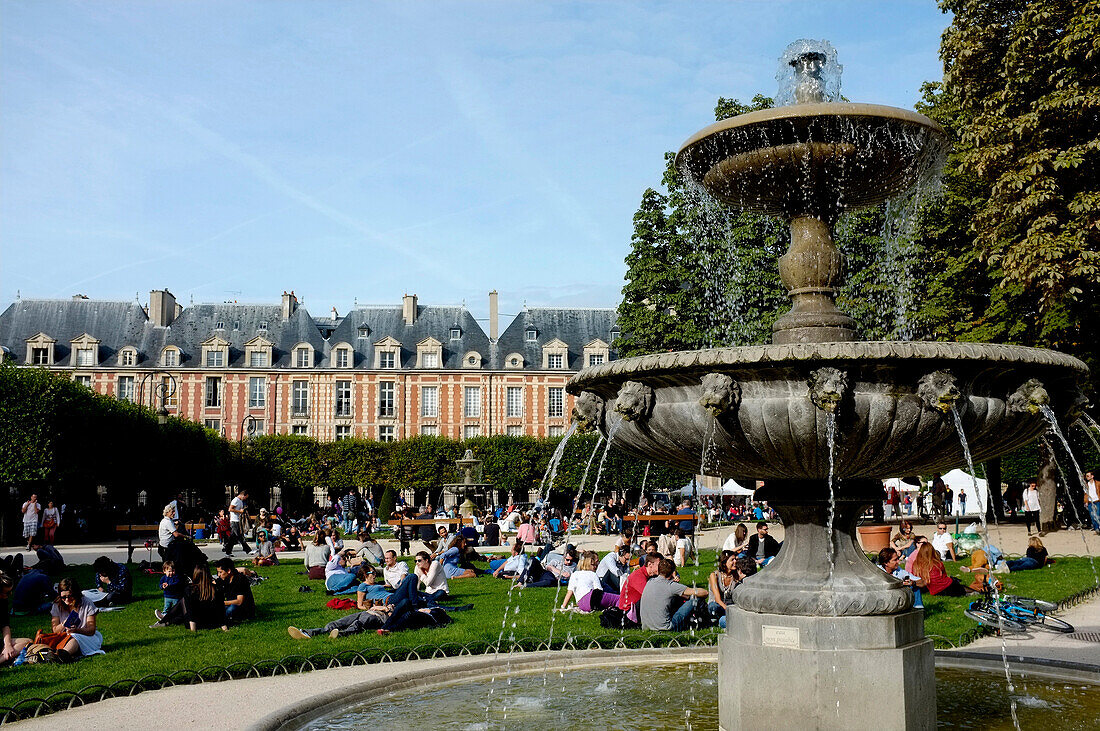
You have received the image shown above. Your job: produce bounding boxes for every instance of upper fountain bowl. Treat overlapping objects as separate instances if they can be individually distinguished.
[675,103,949,220]
[566,341,1088,482]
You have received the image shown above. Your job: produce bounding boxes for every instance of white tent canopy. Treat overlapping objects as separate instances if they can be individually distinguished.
[679,479,755,497]
[940,468,990,514]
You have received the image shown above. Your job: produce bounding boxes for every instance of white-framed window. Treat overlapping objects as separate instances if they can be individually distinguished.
[463,424,480,439]
[379,350,396,369]
[357,326,370,339]
[379,381,395,417]
[450,328,462,340]
[162,348,178,367]
[248,376,266,408]
[335,425,351,441]
[549,425,564,437]
[295,347,311,368]
[206,349,224,367]
[379,425,395,442]
[32,347,50,365]
[249,351,267,367]
[76,348,96,367]
[464,386,481,418]
[420,424,439,436]
[547,353,564,369]
[335,380,353,417]
[506,425,523,437]
[215,320,225,331]
[291,424,308,435]
[117,375,135,402]
[420,386,438,417]
[588,354,605,367]
[205,377,222,407]
[421,351,439,368]
[74,375,92,388]
[506,387,523,417]
[609,328,620,343]
[161,376,177,407]
[119,349,136,366]
[548,387,564,418]
[525,328,538,342]
[292,380,309,416]
[335,348,350,368]
[204,418,221,432]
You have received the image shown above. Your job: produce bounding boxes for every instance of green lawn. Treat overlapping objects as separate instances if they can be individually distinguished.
[1,551,1097,715]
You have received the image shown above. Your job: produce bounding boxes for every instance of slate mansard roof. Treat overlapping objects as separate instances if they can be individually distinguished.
[0,297,619,371]
[494,307,619,369]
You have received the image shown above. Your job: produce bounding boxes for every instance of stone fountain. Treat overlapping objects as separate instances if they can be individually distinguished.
[567,40,1088,731]
[441,449,492,517]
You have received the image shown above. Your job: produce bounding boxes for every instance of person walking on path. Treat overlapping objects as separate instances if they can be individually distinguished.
[1084,470,1100,535]
[42,501,60,545]
[21,494,41,550]
[227,489,255,556]
[1023,480,1042,535]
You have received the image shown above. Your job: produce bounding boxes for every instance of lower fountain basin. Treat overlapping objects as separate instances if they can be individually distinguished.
[291,660,1100,730]
[566,341,1087,482]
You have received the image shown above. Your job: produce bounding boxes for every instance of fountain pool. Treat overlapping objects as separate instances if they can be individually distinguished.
[291,661,1100,730]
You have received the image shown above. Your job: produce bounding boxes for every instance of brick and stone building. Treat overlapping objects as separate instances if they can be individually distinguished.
[0,289,620,441]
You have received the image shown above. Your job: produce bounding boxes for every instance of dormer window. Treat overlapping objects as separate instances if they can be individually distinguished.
[380,351,396,369]
[547,353,564,369]
[293,344,313,368]
[259,321,268,332]
[32,347,50,365]
[215,320,225,331]
[525,328,538,342]
[118,348,137,367]
[357,325,370,339]
[162,347,179,368]
[463,351,483,368]
[249,351,268,367]
[450,327,462,340]
[233,321,240,331]
[206,350,224,367]
[25,332,56,366]
[69,334,100,368]
[332,344,353,369]
[416,337,443,369]
[200,335,229,369]
[505,352,524,369]
[374,336,402,369]
[245,336,273,369]
[76,347,96,367]
[541,339,569,370]
[609,328,620,343]
[583,338,610,370]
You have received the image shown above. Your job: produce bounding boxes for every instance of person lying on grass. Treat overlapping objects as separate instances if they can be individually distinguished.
[432,534,478,579]
[489,541,528,579]
[288,573,453,639]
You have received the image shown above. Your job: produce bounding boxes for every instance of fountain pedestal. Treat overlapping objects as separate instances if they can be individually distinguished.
[719,608,935,730]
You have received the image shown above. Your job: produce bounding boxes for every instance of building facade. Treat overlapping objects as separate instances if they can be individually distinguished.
[0,289,620,441]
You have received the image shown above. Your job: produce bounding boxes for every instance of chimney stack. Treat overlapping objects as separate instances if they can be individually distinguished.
[282,291,298,320]
[402,293,418,325]
[149,289,177,327]
[489,290,499,341]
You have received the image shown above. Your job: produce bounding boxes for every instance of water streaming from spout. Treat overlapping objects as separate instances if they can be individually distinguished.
[536,423,577,508]
[1038,407,1100,588]
[1075,416,1100,459]
[950,407,1021,731]
[824,412,840,718]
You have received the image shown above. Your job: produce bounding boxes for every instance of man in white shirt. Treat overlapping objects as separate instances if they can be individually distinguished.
[227,489,256,555]
[21,494,41,549]
[930,523,956,561]
[1084,470,1100,535]
[382,550,409,589]
[596,545,631,593]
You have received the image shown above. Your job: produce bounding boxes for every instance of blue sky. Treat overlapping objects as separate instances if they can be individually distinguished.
[1,1,950,327]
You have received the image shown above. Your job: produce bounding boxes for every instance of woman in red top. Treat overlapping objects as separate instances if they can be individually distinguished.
[910,543,969,597]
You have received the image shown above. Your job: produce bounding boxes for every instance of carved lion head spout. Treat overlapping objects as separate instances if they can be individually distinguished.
[1066,389,1090,424]
[571,391,605,433]
[699,373,741,417]
[917,370,962,414]
[1008,378,1049,415]
[807,367,848,414]
[614,380,654,422]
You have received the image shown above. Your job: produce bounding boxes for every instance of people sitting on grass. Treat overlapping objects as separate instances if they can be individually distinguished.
[596,544,631,593]
[1006,536,1051,572]
[722,523,749,554]
[434,535,478,579]
[708,550,738,627]
[324,526,344,555]
[356,529,385,565]
[325,549,360,592]
[48,577,104,661]
[931,523,957,561]
[281,524,303,552]
[560,551,619,613]
[490,541,528,579]
[744,522,780,566]
[289,573,453,640]
[672,528,696,567]
[910,543,971,597]
[892,520,917,559]
[254,528,279,566]
[152,564,228,631]
[304,530,331,580]
[0,570,19,666]
[639,558,709,631]
[92,556,132,607]
[354,567,393,608]
[413,551,449,604]
[619,553,661,623]
[382,550,409,588]
[215,558,255,623]
[10,566,55,614]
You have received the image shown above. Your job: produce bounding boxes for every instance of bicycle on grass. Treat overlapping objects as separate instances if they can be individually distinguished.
[964,591,1074,634]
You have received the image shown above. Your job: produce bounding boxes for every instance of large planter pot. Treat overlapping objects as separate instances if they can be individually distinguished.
[857,524,893,552]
